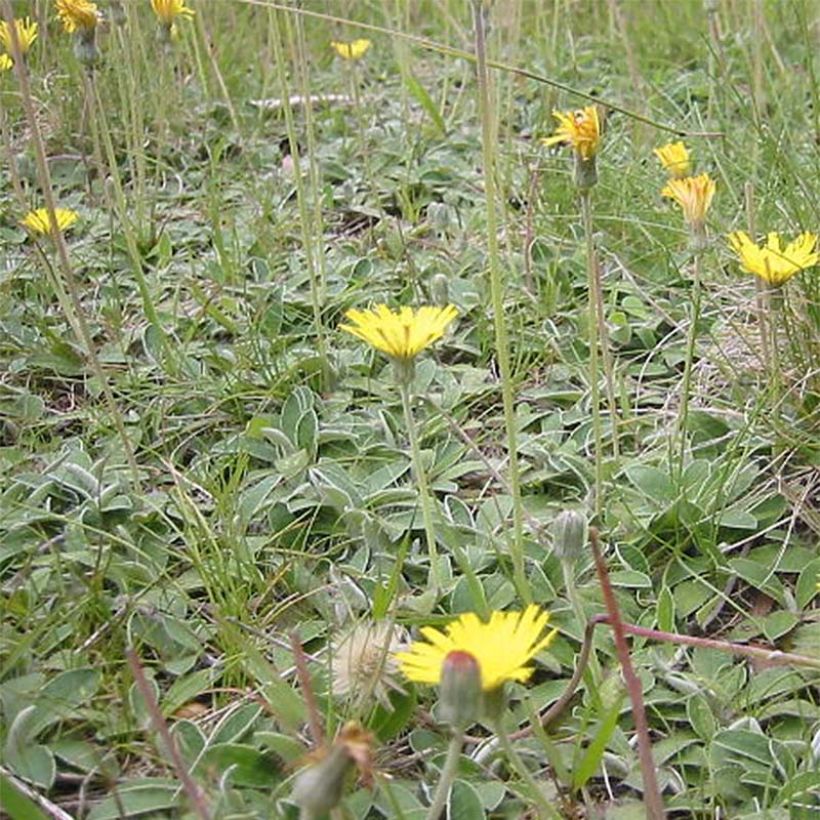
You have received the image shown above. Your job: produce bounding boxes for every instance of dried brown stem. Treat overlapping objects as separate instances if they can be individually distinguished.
[125,650,211,820]
[290,631,325,748]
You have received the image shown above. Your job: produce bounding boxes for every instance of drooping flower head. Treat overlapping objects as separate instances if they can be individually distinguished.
[150,0,195,26]
[727,231,818,287]
[21,208,79,236]
[395,606,558,694]
[0,53,12,72]
[661,173,715,233]
[654,141,691,178]
[331,39,371,61]
[543,105,602,161]
[55,0,99,33]
[340,304,458,363]
[0,17,38,57]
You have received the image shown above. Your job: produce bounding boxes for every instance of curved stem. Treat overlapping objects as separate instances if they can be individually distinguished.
[400,381,441,590]
[425,730,464,820]
[494,722,561,819]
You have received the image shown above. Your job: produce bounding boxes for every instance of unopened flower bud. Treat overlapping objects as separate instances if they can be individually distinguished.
[574,153,598,193]
[551,509,587,561]
[291,745,353,815]
[439,650,482,730]
[74,29,100,68]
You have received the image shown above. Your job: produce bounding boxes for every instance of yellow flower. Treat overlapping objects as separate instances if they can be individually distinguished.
[661,173,716,229]
[339,304,458,362]
[151,0,195,25]
[542,105,602,160]
[395,606,558,692]
[330,39,371,61]
[0,18,38,56]
[727,231,818,287]
[654,141,691,178]
[21,208,79,236]
[0,54,12,71]
[55,0,99,33]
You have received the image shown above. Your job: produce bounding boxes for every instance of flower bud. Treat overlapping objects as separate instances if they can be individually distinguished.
[73,29,100,68]
[551,509,587,561]
[574,154,598,193]
[291,745,353,815]
[439,650,482,730]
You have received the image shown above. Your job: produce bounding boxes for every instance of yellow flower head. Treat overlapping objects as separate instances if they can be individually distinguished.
[727,231,818,287]
[331,39,371,61]
[339,304,458,362]
[21,208,79,236]
[151,0,195,26]
[396,607,558,692]
[55,0,99,33]
[654,141,691,178]
[0,53,12,72]
[661,173,715,229]
[0,17,38,56]
[542,105,602,160]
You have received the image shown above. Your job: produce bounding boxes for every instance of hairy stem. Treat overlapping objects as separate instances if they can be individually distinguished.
[424,730,464,820]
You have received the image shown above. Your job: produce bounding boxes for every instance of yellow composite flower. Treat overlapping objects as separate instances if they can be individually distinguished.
[654,141,691,178]
[542,105,602,160]
[55,0,99,33]
[661,173,715,228]
[0,53,12,71]
[151,0,195,25]
[21,208,79,236]
[339,304,458,362]
[395,606,558,692]
[727,231,818,287]
[331,39,372,61]
[0,17,38,56]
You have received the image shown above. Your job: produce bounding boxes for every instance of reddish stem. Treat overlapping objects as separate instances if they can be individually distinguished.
[590,528,665,819]
[593,615,820,670]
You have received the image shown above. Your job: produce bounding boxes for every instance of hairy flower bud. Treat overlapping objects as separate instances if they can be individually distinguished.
[439,650,482,729]
[551,509,587,561]
[291,745,353,815]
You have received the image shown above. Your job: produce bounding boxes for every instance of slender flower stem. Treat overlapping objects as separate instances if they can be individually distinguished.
[676,248,703,477]
[400,381,442,591]
[494,721,561,819]
[580,192,605,520]
[425,730,464,820]
[590,529,665,820]
[271,11,328,389]
[473,0,529,603]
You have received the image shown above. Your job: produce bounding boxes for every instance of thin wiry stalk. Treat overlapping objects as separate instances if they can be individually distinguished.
[580,192,605,519]
[472,0,530,604]
[269,10,329,389]
[424,730,464,820]
[590,528,665,820]
[3,1,139,482]
[676,247,703,476]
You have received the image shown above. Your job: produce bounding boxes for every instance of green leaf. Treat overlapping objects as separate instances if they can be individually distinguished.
[657,585,675,632]
[572,694,624,789]
[761,611,798,642]
[87,779,181,820]
[450,780,485,820]
[626,465,676,504]
[0,774,49,820]
[403,72,446,136]
[686,694,716,739]
[196,743,280,788]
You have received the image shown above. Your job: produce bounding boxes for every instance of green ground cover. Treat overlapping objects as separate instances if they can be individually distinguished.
[1,1,818,817]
